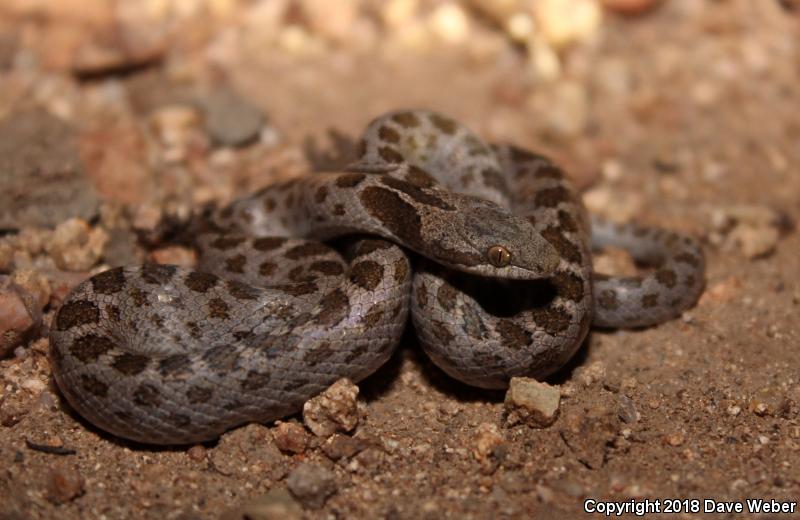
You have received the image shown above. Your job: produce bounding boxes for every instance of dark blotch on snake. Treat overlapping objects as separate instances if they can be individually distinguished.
[378,125,400,143]
[226,254,247,274]
[496,320,531,349]
[211,236,246,251]
[391,112,421,128]
[286,242,330,259]
[535,186,572,208]
[159,354,191,376]
[56,300,100,330]
[642,293,659,308]
[226,280,261,300]
[540,227,583,264]
[185,272,219,293]
[335,173,367,188]
[379,176,455,211]
[186,385,213,404]
[133,383,161,407]
[112,353,149,375]
[69,334,113,362]
[436,283,457,311]
[310,260,344,276]
[91,268,127,294]
[208,298,230,319]
[655,268,678,289]
[350,260,384,290]
[317,289,350,327]
[80,374,109,397]
[429,113,457,135]
[379,146,404,163]
[141,264,177,285]
[253,237,287,251]
[598,289,620,310]
[203,344,241,372]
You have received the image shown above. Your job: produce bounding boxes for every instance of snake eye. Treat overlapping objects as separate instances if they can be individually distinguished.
[487,245,511,267]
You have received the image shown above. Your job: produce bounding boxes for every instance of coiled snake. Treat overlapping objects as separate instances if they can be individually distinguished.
[49,110,705,444]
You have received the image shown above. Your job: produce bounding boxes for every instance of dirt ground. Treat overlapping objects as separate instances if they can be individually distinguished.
[1,0,799,518]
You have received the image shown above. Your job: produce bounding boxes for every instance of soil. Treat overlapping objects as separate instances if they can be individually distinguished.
[1,1,799,519]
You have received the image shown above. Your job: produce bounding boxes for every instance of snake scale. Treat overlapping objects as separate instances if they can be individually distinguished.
[49,110,705,444]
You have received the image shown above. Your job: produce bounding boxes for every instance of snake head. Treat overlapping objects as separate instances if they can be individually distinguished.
[453,203,560,279]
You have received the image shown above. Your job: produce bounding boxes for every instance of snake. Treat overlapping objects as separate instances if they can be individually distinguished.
[49,110,705,444]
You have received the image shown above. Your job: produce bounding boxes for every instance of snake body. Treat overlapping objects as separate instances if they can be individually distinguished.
[49,110,705,444]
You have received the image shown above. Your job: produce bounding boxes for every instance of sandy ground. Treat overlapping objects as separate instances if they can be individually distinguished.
[1,0,799,518]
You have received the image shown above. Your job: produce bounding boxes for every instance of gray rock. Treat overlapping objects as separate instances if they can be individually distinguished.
[0,109,99,229]
[286,463,337,510]
[201,88,266,147]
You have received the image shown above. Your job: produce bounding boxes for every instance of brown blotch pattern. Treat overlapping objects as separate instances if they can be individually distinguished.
[598,289,620,310]
[112,353,150,375]
[535,186,572,208]
[285,242,330,259]
[275,282,318,296]
[405,166,437,188]
[226,280,262,300]
[436,283,457,311]
[378,125,400,143]
[416,283,428,307]
[253,237,287,251]
[159,354,191,376]
[56,300,100,330]
[655,268,678,289]
[315,185,328,203]
[429,113,457,135]
[391,112,421,128]
[133,383,161,407]
[496,319,531,349]
[530,306,572,334]
[335,173,367,188]
[541,227,583,264]
[430,320,455,345]
[534,165,563,180]
[642,293,659,308]
[380,176,455,211]
[557,210,578,233]
[263,198,277,212]
[361,304,384,328]
[80,374,109,397]
[379,146,404,164]
[212,236,246,251]
[349,260,384,290]
[333,204,346,216]
[552,271,585,302]
[481,168,508,193]
[259,261,277,277]
[69,334,113,362]
[354,239,393,257]
[393,258,409,283]
[241,370,271,390]
[675,252,701,267]
[310,260,344,276]
[203,344,241,372]
[128,287,148,306]
[302,341,334,367]
[185,272,219,293]
[317,289,350,327]
[208,297,230,319]
[141,264,177,285]
[187,385,213,403]
[225,254,247,274]
[91,268,127,294]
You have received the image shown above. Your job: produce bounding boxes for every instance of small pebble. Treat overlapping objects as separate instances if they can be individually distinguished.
[618,395,640,424]
[272,422,310,454]
[149,246,197,267]
[186,445,207,462]
[748,387,790,417]
[46,465,85,504]
[202,88,266,147]
[504,377,560,427]
[322,434,367,461]
[286,463,337,510]
[303,378,360,437]
[472,422,505,474]
[47,218,108,271]
[0,282,37,358]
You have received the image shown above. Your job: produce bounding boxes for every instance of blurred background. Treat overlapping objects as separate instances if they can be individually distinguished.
[1,1,799,518]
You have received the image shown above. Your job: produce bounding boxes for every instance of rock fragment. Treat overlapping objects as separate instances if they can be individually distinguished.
[272,422,310,454]
[303,378,359,437]
[46,218,108,271]
[202,88,266,147]
[472,422,506,474]
[504,377,561,427]
[222,488,303,520]
[322,434,367,461]
[46,465,85,504]
[0,277,41,358]
[286,463,337,510]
